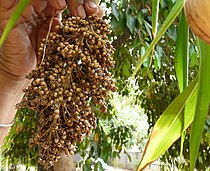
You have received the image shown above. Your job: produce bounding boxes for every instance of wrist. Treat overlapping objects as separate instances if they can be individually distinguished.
[0,119,14,127]
[0,67,31,125]
[0,66,30,93]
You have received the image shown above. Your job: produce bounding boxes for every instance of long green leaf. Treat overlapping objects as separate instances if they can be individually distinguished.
[137,76,198,171]
[190,40,210,170]
[152,0,160,38]
[174,10,189,162]
[0,0,30,48]
[131,0,184,78]
[175,11,189,92]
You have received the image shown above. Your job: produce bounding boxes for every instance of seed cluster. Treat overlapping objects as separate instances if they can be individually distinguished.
[17,14,116,169]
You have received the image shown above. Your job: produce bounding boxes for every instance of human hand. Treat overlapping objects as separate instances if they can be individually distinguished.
[0,0,104,81]
[0,0,104,142]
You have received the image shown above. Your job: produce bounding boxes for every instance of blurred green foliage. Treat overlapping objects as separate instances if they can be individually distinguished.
[1,0,209,170]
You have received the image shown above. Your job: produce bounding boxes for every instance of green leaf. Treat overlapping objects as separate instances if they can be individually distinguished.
[137,76,198,170]
[111,12,126,36]
[175,10,189,92]
[131,0,184,78]
[144,21,152,40]
[147,70,154,80]
[189,44,198,67]
[111,2,119,21]
[152,0,160,38]
[190,40,210,171]
[0,0,30,48]
[96,161,104,171]
[83,159,92,171]
[154,55,161,70]
[154,45,163,70]
[174,10,189,164]
[122,59,131,77]
[126,7,136,34]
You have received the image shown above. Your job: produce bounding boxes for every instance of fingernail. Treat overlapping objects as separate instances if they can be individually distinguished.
[88,1,97,9]
[77,5,86,19]
[58,0,66,8]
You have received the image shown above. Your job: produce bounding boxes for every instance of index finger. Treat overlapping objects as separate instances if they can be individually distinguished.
[66,0,85,18]
[48,0,67,10]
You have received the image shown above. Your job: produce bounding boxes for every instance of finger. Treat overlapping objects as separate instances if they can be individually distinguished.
[30,0,47,15]
[21,5,35,18]
[43,3,64,17]
[84,0,98,16]
[96,5,104,18]
[48,0,67,10]
[67,0,86,19]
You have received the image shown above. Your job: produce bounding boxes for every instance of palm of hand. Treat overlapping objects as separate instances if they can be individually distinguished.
[0,0,103,80]
[0,0,64,79]
[0,0,103,145]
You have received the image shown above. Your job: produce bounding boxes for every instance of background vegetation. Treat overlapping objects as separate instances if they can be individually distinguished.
[0,0,210,171]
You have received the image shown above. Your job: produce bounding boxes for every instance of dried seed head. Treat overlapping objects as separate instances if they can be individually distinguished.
[17,14,116,169]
